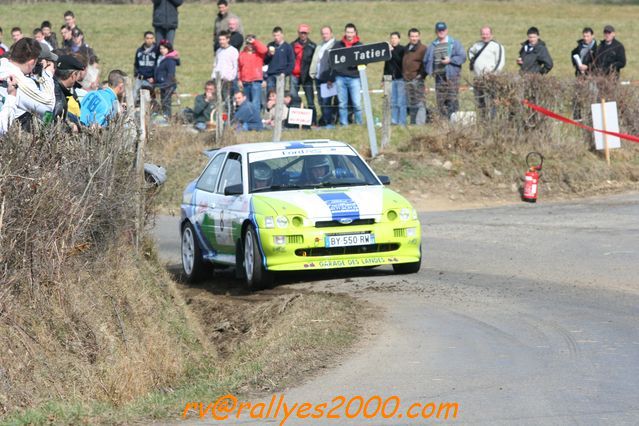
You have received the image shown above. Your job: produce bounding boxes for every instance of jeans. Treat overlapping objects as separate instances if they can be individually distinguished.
[404,77,426,125]
[335,75,362,125]
[317,79,337,126]
[473,77,496,119]
[435,74,460,119]
[154,28,176,45]
[266,74,288,96]
[391,79,407,125]
[159,85,175,117]
[133,78,154,105]
[290,75,316,124]
[243,81,263,112]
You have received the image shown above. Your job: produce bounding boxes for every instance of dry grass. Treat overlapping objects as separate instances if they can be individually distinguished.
[0,122,208,421]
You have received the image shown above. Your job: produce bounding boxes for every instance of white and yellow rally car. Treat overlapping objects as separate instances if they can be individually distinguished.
[180,140,421,289]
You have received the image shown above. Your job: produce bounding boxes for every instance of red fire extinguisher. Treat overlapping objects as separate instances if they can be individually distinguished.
[522,152,543,203]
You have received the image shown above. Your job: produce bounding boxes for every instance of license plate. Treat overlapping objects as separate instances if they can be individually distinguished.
[325,233,375,247]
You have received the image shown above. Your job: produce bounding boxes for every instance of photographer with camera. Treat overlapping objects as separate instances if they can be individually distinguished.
[0,75,18,136]
[0,38,56,133]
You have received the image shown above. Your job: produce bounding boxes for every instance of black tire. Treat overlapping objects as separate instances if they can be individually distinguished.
[243,225,273,290]
[392,247,422,274]
[181,222,212,283]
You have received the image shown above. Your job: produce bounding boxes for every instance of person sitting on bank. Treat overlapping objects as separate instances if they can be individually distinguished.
[192,79,216,131]
[232,91,263,131]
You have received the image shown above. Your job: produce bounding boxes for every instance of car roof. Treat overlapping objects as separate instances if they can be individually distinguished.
[214,140,351,155]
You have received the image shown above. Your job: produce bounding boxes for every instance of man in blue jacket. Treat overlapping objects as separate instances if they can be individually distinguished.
[232,91,263,131]
[80,69,126,127]
[423,22,466,119]
[152,0,183,45]
[264,27,294,95]
[133,31,158,105]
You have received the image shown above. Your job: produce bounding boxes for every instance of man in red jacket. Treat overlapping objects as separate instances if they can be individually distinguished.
[238,34,267,112]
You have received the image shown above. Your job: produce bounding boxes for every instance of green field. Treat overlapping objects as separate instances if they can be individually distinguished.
[3,0,639,95]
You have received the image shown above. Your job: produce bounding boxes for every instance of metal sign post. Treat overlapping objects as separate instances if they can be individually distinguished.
[329,42,391,159]
[358,65,378,158]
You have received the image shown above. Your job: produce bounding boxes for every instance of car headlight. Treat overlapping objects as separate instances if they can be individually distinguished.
[400,208,411,221]
[276,216,289,228]
[265,216,275,228]
[412,209,418,220]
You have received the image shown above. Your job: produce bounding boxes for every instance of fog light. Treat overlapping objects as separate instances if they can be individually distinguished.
[276,216,289,228]
[274,235,286,245]
[265,216,275,228]
[406,227,417,237]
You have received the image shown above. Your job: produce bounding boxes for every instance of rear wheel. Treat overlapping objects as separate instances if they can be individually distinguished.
[181,222,211,282]
[392,247,422,274]
[243,225,273,290]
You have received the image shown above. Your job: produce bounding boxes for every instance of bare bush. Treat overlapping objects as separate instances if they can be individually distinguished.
[0,121,204,416]
[0,120,137,291]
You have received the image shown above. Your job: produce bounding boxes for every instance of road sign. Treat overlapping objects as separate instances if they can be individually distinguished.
[329,42,391,70]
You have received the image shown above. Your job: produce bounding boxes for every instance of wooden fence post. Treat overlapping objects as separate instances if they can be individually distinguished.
[134,87,148,253]
[273,73,285,142]
[215,71,223,143]
[381,75,392,149]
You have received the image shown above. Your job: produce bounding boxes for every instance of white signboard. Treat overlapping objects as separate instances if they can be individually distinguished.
[591,101,621,150]
[287,107,313,126]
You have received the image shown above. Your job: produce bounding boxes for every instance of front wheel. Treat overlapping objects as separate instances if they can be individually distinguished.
[181,222,211,282]
[392,247,422,274]
[243,225,273,290]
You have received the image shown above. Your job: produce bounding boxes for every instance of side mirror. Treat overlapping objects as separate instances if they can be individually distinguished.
[378,175,391,185]
[224,183,244,196]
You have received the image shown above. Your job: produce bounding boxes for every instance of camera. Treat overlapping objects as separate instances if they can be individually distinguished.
[32,62,43,77]
[0,80,8,88]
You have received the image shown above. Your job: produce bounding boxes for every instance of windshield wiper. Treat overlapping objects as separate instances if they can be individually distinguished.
[251,184,308,193]
[312,181,371,188]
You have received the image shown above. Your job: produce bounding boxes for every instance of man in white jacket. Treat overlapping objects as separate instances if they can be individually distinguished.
[309,26,336,127]
[0,38,55,134]
[467,26,505,118]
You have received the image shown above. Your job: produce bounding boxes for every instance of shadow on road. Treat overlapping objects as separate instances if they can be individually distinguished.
[166,262,393,296]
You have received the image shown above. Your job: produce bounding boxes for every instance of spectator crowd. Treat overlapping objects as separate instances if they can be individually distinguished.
[0,0,629,136]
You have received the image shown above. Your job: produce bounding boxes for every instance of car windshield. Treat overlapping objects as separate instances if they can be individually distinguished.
[248,150,380,193]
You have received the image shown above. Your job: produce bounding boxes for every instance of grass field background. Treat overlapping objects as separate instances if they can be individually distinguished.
[2,0,639,95]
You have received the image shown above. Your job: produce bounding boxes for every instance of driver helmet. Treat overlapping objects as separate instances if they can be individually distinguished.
[307,155,331,182]
[252,161,273,189]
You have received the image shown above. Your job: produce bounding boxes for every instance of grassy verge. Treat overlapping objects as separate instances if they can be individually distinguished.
[2,268,368,425]
[3,1,639,95]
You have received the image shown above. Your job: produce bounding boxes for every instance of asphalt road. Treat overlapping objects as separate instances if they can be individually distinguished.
[153,193,639,425]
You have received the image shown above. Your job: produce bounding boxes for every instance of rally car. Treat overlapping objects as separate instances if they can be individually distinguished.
[180,140,421,289]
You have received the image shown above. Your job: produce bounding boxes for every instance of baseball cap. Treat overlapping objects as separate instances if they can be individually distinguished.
[38,42,58,62]
[435,22,447,31]
[56,54,85,71]
[298,24,310,33]
[603,25,615,33]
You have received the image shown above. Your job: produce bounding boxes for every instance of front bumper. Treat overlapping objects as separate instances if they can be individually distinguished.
[258,220,421,271]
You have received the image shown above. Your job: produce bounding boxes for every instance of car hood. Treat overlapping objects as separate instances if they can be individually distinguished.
[252,186,411,222]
